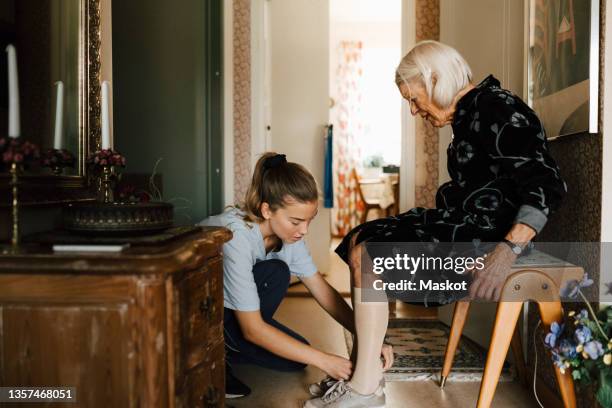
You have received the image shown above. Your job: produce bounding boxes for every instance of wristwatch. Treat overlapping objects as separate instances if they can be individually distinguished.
[501,238,524,255]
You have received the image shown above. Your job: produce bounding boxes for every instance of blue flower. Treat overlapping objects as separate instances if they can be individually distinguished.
[580,274,594,288]
[559,339,578,359]
[551,350,566,369]
[545,322,564,348]
[575,325,592,345]
[583,341,604,359]
[575,309,589,323]
[560,274,594,299]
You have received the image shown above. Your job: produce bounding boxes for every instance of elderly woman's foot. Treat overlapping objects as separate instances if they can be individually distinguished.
[309,377,386,398]
[309,376,337,396]
[303,380,385,407]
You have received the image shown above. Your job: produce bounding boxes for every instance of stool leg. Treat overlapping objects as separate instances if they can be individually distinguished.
[477,302,523,408]
[538,301,577,408]
[388,300,397,316]
[510,314,528,386]
[440,301,471,388]
[361,207,368,224]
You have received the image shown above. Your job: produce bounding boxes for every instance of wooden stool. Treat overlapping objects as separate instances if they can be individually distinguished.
[440,250,584,408]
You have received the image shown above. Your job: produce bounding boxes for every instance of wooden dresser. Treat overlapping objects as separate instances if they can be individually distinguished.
[0,226,231,407]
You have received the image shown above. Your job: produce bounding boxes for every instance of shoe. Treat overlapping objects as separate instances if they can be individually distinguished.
[225,367,251,399]
[309,377,386,397]
[303,380,385,408]
[309,376,337,396]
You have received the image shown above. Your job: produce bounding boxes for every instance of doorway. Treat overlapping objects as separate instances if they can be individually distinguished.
[328,0,402,238]
[248,0,417,276]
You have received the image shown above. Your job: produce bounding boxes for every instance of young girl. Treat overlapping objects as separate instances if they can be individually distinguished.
[201,153,391,399]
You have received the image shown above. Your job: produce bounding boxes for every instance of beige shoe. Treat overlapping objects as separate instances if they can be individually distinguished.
[303,380,385,408]
[308,377,386,398]
[308,376,337,397]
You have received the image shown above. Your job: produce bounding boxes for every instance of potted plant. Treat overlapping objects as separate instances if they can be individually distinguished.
[544,276,612,407]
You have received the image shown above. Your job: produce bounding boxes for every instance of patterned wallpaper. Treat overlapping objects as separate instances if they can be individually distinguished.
[529,1,605,406]
[232,0,252,204]
[414,0,440,208]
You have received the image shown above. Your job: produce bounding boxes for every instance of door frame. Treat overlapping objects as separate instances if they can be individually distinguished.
[251,0,271,167]
[244,0,417,212]
[400,0,417,212]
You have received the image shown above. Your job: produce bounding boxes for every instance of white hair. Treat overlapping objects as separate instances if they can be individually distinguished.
[395,40,472,108]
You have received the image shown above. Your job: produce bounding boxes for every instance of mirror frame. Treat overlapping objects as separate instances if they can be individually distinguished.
[0,0,101,206]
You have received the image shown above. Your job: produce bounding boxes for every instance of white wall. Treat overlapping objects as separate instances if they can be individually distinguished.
[268,0,331,273]
[438,0,525,347]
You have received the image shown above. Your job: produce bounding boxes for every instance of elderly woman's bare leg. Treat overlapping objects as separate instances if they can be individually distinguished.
[346,236,389,395]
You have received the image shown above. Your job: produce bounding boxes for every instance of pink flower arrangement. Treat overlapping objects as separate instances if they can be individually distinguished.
[116,184,152,203]
[87,149,126,169]
[0,136,40,165]
[42,148,76,168]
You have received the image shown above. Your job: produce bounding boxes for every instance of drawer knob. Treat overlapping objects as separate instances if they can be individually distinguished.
[199,296,214,320]
[203,386,219,407]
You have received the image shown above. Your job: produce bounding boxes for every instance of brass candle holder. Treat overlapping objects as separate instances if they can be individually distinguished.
[87,148,125,203]
[9,161,20,248]
[0,161,22,254]
[99,163,115,203]
[0,136,39,252]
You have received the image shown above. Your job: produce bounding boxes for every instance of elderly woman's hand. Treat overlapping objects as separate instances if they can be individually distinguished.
[469,243,518,301]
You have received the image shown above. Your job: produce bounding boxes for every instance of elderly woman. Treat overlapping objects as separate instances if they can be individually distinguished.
[304,40,566,407]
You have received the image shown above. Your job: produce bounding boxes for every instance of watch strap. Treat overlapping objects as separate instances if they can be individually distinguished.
[501,238,522,255]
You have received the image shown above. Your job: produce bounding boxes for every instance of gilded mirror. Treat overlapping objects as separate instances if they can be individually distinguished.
[0,0,101,203]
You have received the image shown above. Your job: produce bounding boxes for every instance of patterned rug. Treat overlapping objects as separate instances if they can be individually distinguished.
[344,319,514,382]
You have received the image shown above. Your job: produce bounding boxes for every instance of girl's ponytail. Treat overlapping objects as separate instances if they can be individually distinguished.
[242,152,318,222]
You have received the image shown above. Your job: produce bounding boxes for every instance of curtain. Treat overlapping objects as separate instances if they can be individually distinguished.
[331,41,365,237]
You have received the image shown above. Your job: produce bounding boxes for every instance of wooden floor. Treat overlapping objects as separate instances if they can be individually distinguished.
[228,240,539,408]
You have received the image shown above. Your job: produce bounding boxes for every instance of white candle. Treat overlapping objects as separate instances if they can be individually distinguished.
[101,80,111,150]
[53,81,64,149]
[6,44,20,138]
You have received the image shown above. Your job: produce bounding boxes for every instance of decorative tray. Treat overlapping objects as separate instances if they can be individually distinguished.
[62,201,174,234]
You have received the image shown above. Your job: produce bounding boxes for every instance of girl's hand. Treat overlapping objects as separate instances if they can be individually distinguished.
[318,353,353,380]
[469,243,517,301]
[381,344,394,370]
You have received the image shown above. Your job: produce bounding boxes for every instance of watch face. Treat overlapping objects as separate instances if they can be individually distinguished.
[512,246,521,255]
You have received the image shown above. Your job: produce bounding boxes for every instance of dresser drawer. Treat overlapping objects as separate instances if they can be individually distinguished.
[178,341,225,408]
[178,257,224,373]
[208,341,225,408]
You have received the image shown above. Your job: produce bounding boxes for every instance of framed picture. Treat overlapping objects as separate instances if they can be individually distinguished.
[525,0,600,139]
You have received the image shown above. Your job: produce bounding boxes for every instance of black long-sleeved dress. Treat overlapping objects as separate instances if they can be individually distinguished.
[335,75,567,305]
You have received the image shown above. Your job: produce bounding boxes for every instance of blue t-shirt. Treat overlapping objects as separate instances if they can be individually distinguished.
[199,208,318,311]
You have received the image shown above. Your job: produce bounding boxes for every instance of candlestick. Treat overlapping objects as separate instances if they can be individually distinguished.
[101,80,111,149]
[53,81,64,149]
[99,164,115,203]
[10,162,19,247]
[6,45,20,138]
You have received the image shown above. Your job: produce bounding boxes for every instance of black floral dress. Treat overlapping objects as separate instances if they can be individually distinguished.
[335,75,567,305]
